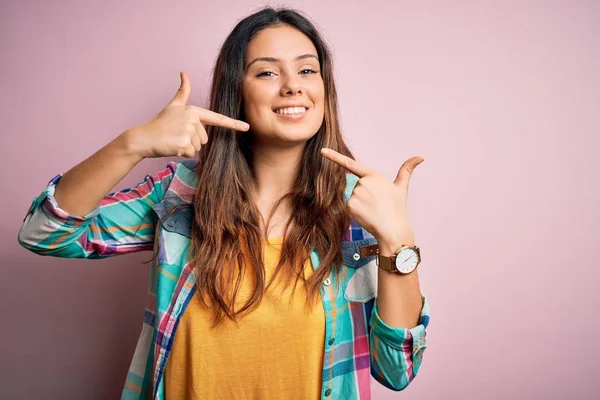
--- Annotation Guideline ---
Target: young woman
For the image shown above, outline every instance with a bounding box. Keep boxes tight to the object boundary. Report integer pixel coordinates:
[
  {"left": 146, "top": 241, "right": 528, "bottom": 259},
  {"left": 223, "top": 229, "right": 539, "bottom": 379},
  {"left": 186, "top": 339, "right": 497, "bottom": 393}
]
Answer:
[{"left": 18, "top": 7, "right": 430, "bottom": 400}]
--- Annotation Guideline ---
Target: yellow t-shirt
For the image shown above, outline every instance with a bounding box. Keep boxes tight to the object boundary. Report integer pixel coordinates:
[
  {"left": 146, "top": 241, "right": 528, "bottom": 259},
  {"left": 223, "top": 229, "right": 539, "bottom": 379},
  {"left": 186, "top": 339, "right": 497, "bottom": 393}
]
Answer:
[{"left": 164, "top": 237, "right": 325, "bottom": 399}]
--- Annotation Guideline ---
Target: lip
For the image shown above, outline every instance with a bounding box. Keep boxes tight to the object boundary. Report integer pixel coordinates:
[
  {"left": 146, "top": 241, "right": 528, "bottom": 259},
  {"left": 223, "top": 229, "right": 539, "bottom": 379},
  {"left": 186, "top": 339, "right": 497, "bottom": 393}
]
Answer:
[
  {"left": 272, "top": 104, "right": 310, "bottom": 111},
  {"left": 273, "top": 106, "right": 309, "bottom": 121}
]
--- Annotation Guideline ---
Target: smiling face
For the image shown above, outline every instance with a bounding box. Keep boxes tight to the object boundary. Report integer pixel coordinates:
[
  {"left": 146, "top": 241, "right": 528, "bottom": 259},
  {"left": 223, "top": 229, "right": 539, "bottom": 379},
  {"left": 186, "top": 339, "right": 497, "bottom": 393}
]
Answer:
[{"left": 242, "top": 25, "right": 325, "bottom": 146}]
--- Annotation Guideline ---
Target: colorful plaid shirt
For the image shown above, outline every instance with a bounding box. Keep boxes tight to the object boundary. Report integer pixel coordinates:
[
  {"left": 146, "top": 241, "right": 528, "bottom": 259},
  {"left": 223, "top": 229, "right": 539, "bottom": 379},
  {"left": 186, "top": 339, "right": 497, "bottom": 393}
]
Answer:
[{"left": 18, "top": 159, "right": 430, "bottom": 400}]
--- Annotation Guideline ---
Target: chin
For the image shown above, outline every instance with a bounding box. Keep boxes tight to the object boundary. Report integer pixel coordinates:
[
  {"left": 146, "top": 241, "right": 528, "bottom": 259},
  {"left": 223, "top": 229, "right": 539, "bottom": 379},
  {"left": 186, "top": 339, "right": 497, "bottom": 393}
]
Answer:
[
  {"left": 274, "top": 126, "right": 319, "bottom": 144},
  {"left": 251, "top": 122, "right": 320, "bottom": 145}
]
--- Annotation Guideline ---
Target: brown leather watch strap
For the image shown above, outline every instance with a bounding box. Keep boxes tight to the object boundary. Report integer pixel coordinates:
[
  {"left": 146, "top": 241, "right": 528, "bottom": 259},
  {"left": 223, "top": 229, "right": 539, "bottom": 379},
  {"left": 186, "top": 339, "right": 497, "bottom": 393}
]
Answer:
[
  {"left": 359, "top": 244, "right": 395, "bottom": 272},
  {"left": 359, "top": 244, "right": 421, "bottom": 274},
  {"left": 359, "top": 243, "right": 380, "bottom": 258}
]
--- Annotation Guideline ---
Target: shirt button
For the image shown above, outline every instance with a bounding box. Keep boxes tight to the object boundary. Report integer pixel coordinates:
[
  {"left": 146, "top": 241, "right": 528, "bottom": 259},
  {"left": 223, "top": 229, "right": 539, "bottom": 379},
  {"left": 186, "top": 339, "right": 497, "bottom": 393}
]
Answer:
[
  {"left": 328, "top": 337, "right": 335, "bottom": 346},
  {"left": 324, "top": 388, "right": 332, "bottom": 396},
  {"left": 323, "top": 278, "right": 331, "bottom": 286},
  {"left": 167, "top": 220, "right": 175, "bottom": 227},
  {"left": 353, "top": 253, "right": 360, "bottom": 260}
]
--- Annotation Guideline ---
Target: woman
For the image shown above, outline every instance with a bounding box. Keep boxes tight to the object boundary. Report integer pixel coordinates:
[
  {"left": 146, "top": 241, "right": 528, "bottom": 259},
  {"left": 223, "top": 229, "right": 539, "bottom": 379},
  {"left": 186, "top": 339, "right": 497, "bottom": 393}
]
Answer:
[{"left": 18, "top": 6, "right": 430, "bottom": 400}]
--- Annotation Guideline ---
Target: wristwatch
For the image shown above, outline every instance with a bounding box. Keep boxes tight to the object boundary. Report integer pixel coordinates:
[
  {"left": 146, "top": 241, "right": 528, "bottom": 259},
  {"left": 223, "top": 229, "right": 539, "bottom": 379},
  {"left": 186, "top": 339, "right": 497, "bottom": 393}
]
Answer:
[{"left": 359, "top": 244, "right": 421, "bottom": 274}]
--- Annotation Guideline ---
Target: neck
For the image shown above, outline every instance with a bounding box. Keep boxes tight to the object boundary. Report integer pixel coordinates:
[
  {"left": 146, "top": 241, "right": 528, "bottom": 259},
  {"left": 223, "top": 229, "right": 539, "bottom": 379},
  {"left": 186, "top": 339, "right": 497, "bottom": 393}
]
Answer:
[{"left": 251, "top": 141, "right": 305, "bottom": 200}]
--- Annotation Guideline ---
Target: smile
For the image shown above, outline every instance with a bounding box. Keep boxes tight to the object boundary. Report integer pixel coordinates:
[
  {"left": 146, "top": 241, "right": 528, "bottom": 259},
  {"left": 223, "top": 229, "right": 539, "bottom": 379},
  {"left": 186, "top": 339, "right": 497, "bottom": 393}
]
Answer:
[
  {"left": 274, "top": 106, "right": 307, "bottom": 115},
  {"left": 273, "top": 106, "right": 308, "bottom": 121}
]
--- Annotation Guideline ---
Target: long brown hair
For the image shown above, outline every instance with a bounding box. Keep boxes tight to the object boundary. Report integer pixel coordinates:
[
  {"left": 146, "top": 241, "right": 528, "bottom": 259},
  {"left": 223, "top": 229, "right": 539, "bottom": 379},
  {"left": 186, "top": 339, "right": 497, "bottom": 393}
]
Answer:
[{"left": 164, "top": 7, "right": 356, "bottom": 325}]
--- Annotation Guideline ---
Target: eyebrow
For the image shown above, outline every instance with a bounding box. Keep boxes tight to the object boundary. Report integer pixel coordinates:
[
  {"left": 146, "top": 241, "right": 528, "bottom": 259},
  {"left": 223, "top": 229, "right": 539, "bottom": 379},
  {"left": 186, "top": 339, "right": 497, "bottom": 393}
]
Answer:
[{"left": 246, "top": 54, "right": 319, "bottom": 69}]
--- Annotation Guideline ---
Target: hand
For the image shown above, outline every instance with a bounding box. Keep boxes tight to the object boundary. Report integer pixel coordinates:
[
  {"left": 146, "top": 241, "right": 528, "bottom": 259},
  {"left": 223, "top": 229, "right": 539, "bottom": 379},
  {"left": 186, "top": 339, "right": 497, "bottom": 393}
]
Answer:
[
  {"left": 125, "top": 71, "right": 250, "bottom": 159},
  {"left": 320, "top": 148, "right": 423, "bottom": 252}
]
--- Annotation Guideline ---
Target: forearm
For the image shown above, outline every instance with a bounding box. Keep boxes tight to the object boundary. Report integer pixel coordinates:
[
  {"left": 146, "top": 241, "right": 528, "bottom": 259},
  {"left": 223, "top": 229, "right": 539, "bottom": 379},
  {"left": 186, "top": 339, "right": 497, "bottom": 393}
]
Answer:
[
  {"left": 375, "top": 239, "right": 423, "bottom": 329},
  {"left": 53, "top": 130, "right": 143, "bottom": 217}
]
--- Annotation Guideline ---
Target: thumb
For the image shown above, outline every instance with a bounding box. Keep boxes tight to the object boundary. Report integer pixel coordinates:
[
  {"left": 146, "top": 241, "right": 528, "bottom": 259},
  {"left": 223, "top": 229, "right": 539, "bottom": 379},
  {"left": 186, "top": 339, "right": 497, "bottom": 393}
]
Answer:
[
  {"left": 169, "top": 71, "right": 191, "bottom": 106},
  {"left": 394, "top": 156, "right": 424, "bottom": 190}
]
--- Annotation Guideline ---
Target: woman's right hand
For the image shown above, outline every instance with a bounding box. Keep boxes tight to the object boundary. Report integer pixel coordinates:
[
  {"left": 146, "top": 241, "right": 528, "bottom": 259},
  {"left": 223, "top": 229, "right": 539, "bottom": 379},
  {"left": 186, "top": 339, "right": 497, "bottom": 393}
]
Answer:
[{"left": 125, "top": 71, "right": 250, "bottom": 159}]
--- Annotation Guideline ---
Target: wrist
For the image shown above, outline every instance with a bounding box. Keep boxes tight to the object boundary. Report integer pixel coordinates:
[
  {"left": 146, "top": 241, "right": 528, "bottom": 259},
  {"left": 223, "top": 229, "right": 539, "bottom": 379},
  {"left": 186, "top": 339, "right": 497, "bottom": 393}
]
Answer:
[
  {"left": 376, "top": 236, "right": 415, "bottom": 256},
  {"left": 119, "top": 128, "right": 146, "bottom": 164}
]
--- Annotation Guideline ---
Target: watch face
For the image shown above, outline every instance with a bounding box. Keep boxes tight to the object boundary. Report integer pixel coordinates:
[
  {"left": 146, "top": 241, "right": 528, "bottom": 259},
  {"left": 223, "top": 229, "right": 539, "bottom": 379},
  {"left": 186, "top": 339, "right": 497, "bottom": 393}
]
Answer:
[{"left": 395, "top": 247, "right": 419, "bottom": 273}]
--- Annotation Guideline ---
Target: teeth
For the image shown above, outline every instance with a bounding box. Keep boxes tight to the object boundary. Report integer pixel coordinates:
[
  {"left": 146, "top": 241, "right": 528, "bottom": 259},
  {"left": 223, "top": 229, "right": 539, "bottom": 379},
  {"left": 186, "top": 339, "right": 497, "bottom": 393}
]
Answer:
[{"left": 275, "top": 107, "right": 307, "bottom": 115}]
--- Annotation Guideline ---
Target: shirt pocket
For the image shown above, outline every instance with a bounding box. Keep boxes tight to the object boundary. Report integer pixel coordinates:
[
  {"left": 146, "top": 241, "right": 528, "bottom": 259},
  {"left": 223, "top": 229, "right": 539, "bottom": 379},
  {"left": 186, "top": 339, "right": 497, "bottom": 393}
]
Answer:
[
  {"left": 151, "top": 199, "right": 193, "bottom": 265},
  {"left": 341, "top": 237, "right": 379, "bottom": 303},
  {"left": 152, "top": 198, "right": 193, "bottom": 238}
]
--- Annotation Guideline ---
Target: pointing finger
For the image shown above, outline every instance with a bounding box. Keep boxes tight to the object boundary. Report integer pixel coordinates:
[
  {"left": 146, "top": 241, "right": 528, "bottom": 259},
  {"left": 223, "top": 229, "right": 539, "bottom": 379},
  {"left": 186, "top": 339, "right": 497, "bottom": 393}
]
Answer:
[
  {"left": 195, "top": 108, "right": 250, "bottom": 132},
  {"left": 321, "top": 148, "right": 373, "bottom": 178}
]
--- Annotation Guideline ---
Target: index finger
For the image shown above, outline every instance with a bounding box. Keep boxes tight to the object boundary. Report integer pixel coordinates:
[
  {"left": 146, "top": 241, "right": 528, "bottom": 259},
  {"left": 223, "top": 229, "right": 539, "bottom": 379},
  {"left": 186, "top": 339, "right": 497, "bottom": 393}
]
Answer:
[
  {"left": 195, "top": 108, "right": 250, "bottom": 131},
  {"left": 320, "top": 148, "right": 373, "bottom": 178}
]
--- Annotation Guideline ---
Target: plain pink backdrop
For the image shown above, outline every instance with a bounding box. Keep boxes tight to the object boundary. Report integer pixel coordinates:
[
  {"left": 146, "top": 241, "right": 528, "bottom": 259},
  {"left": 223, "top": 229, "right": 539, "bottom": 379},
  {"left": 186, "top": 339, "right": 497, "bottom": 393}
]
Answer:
[{"left": 2, "top": 0, "right": 599, "bottom": 399}]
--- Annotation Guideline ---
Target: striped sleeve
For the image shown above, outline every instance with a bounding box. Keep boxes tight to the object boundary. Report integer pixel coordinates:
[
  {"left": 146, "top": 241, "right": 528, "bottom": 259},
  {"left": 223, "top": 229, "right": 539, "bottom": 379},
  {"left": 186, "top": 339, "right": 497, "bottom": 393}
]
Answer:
[
  {"left": 17, "top": 162, "right": 177, "bottom": 259},
  {"left": 369, "top": 295, "right": 430, "bottom": 391}
]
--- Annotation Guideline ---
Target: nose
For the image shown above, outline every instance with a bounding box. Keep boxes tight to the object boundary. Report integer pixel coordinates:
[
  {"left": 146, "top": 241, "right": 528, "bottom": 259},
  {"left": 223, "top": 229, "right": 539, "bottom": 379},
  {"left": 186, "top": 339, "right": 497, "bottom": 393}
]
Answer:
[{"left": 280, "top": 74, "right": 303, "bottom": 96}]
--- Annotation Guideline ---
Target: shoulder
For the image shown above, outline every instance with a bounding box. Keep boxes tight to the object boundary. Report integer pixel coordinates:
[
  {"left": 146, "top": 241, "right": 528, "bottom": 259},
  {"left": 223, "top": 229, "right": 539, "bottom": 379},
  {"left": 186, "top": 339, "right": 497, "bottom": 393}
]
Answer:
[
  {"left": 170, "top": 162, "right": 355, "bottom": 198},
  {"left": 162, "top": 159, "right": 200, "bottom": 194},
  {"left": 177, "top": 159, "right": 199, "bottom": 172},
  {"left": 151, "top": 160, "right": 198, "bottom": 221},
  {"left": 342, "top": 172, "right": 375, "bottom": 240},
  {"left": 344, "top": 173, "right": 359, "bottom": 202}
]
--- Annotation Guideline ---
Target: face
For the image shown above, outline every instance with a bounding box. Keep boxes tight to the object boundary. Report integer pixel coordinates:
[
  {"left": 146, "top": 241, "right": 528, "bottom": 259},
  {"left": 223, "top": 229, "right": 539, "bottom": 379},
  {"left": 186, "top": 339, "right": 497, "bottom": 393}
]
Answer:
[{"left": 242, "top": 25, "right": 325, "bottom": 146}]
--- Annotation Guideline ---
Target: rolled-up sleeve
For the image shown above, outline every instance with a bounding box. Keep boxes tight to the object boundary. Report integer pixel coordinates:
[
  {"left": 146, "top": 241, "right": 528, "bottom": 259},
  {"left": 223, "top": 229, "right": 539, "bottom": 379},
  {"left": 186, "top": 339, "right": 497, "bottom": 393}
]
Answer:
[
  {"left": 369, "top": 294, "right": 430, "bottom": 391},
  {"left": 17, "top": 162, "right": 177, "bottom": 259}
]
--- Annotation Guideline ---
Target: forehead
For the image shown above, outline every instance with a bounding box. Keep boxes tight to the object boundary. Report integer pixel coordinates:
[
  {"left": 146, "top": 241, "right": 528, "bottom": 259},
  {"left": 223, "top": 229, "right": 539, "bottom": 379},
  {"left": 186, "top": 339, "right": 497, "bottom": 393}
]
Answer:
[{"left": 246, "top": 25, "right": 318, "bottom": 62}]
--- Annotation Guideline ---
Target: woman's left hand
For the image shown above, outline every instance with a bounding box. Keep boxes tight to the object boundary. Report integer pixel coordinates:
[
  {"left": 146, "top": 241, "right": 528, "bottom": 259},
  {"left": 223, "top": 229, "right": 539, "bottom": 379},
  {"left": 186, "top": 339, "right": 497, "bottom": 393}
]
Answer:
[{"left": 320, "top": 148, "right": 423, "bottom": 252}]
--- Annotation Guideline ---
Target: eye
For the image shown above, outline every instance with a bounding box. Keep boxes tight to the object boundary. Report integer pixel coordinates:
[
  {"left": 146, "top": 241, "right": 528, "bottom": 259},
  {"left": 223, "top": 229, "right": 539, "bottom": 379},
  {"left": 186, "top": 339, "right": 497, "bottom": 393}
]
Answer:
[
  {"left": 300, "top": 68, "right": 318, "bottom": 74},
  {"left": 256, "top": 69, "right": 277, "bottom": 78}
]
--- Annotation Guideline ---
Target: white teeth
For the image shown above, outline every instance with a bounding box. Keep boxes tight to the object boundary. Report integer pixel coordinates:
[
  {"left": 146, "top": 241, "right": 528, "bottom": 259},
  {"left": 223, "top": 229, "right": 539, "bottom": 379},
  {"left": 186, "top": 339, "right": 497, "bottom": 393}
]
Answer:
[{"left": 275, "top": 107, "right": 307, "bottom": 115}]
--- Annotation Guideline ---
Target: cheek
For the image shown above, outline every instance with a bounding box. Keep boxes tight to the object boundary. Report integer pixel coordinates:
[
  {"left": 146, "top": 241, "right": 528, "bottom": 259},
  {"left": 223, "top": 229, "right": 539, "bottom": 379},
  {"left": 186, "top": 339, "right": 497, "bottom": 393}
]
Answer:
[
  {"left": 243, "top": 97, "right": 263, "bottom": 126},
  {"left": 310, "top": 82, "right": 326, "bottom": 108},
  {"left": 312, "top": 85, "right": 325, "bottom": 115},
  {"left": 243, "top": 84, "right": 275, "bottom": 116}
]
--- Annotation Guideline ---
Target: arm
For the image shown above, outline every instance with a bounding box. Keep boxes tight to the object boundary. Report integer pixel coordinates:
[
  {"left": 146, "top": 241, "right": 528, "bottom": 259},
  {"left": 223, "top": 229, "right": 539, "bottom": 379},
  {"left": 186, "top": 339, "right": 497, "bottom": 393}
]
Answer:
[
  {"left": 369, "top": 292, "right": 430, "bottom": 391},
  {"left": 17, "top": 130, "right": 176, "bottom": 259},
  {"left": 18, "top": 71, "right": 250, "bottom": 259},
  {"left": 52, "top": 130, "right": 143, "bottom": 217},
  {"left": 369, "top": 237, "right": 429, "bottom": 390},
  {"left": 320, "top": 149, "right": 430, "bottom": 390}
]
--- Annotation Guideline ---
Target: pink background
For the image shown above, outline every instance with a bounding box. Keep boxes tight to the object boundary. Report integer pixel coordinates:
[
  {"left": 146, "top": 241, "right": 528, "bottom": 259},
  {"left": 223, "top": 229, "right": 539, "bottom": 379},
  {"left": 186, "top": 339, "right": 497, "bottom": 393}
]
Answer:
[{"left": 2, "top": 0, "right": 599, "bottom": 398}]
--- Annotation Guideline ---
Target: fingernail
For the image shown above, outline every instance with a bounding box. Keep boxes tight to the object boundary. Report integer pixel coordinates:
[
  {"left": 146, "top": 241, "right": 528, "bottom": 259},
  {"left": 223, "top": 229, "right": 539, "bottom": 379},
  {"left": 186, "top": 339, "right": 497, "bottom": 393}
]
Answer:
[{"left": 241, "top": 122, "right": 250, "bottom": 130}]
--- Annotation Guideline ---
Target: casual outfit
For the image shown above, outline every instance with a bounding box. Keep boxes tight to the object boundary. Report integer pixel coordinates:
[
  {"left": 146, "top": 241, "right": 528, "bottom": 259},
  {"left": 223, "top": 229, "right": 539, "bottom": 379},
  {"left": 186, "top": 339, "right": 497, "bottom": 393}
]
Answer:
[
  {"left": 165, "top": 237, "right": 325, "bottom": 399},
  {"left": 18, "top": 159, "right": 430, "bottom": 400}
]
